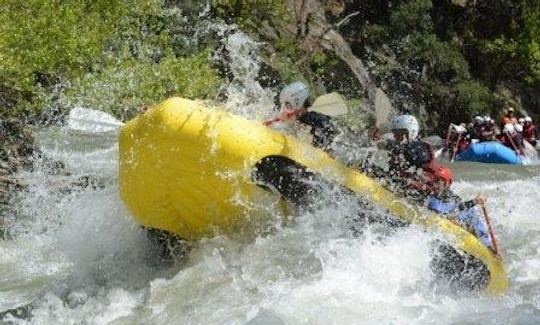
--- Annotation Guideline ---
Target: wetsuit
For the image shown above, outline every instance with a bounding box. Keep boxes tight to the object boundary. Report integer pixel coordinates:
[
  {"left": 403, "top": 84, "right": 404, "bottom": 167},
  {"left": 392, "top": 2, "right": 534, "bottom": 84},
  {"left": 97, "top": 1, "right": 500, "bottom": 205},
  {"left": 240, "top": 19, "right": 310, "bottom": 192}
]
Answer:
[
  {"left": 387, "top": 140, "right": 433, "bottom": 174},
  {"left": 361, "top": 139, "right": 435, "bottom": 196},
  {"left": 297, "top": 111, "right": 338, "bottom": 150}
]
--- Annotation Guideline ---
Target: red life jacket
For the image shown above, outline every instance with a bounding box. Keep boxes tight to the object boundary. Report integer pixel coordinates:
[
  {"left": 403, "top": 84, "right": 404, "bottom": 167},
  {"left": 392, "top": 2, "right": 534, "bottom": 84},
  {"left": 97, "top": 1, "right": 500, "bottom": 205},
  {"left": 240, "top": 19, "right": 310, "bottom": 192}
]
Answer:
[{"left": 502, "top": 116, "right": 517, "bottom": 126}]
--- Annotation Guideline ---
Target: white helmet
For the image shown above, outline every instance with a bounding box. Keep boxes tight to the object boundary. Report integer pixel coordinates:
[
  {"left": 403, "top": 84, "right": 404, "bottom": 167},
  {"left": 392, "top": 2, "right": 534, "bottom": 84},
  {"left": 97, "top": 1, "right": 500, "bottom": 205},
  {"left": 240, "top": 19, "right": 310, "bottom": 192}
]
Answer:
[
  {"left": 515, "top": 124, "right": 523, "bottom": 133},
  {"left": 474, "top": 116, "right": 484, "bottom": 124},
  {"left": 279, "top": 82, "right": 310, "bottom": 109},
  {"left": 391, "top": 114, "right": 420, "bottom": 140},
  {"left": 503, "top": 123, "right": 515, "bottom": 134},
  {"left": 518, "top": 117, "right": 525, "bottom": 124},
  {"left": 525, "top": 116, "right": 532, "bottom": 123}
]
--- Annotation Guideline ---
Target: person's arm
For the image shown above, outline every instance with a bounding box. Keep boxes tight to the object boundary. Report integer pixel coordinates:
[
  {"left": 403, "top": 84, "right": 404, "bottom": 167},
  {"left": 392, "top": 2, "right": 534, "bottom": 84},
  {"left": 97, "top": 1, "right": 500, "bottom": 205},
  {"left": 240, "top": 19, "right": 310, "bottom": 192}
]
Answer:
[
  {"left": 427, "top": 196, "right": 460, "bottom": 214},
  {"left": 297, "top": 111, "right": 337, "bottom": 149},
  {"left": 297, "top": 111, "right": 331, "bottom": 129},
  {"left": 264, "top": 107, "right": 307, "bottom": 126}
]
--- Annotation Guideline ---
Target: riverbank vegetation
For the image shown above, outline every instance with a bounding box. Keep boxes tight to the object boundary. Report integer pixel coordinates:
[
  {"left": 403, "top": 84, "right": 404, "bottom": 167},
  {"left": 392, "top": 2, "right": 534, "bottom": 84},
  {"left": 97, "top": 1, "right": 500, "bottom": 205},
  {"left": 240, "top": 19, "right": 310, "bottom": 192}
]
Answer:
[{"left": 1, "top": 0, "right": 538, "bottom": 132}]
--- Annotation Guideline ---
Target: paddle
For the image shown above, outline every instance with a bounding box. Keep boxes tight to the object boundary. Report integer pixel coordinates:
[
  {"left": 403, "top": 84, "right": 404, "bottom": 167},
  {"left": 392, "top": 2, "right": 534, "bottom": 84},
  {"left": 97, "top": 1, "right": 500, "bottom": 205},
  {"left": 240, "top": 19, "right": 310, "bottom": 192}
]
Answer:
[
  {"left": 504, "top": 130, "right": 529, "bottom": 164},
  {"left": 450, "top": 132, "right": 462, "bottom": 162},
  {"left": 264, "top": 92, "right": 348, "bottom": 126},
  {"left": 67, "top": 107, "right": 125, "bottom": 133},
  {"left": 369, "top": 87, "right": 394, "bottom": 141},
  {"left": 374, "top": 88, "right": 392, "bottom": 131},
  {"left": 434, "top": 124, "right": 453, "bottom": 159},
  {"left": 480, "top": 203, "right": 500, "bottom": 256},
  {"left": 435, "top": 124, "right": 468, "bottom": 161},
  {"left": 311, "top": 92, "right": 348, "bottom": 116}
]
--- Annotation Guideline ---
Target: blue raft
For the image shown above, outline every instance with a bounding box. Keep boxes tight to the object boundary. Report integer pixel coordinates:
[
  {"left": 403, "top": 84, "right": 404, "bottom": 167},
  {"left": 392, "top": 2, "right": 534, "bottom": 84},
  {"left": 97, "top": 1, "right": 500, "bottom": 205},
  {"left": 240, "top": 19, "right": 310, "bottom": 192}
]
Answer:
[{"left": 456, "top": 141, "right": 523, "bottom": 165}]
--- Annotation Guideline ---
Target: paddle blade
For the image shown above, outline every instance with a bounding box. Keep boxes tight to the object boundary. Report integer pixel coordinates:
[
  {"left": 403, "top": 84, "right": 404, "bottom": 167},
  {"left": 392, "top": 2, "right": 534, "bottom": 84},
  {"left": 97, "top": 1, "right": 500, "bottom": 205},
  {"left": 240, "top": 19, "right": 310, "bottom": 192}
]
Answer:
[
  {"left": 68, "top": 107, "right": 125, "bottom": 133},
  {"left": 374, "top": 87, "right": 392, "bottom": 129},
  {"left": 311, "top": 92, "right": 348, "bottom": 116}
]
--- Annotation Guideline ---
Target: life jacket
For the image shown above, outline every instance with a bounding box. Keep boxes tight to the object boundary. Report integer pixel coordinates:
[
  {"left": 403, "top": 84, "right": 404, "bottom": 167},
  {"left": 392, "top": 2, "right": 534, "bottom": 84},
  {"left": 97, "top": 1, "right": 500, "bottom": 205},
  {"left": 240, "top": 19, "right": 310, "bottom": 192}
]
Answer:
[
  {"left": 405, "top": 157, "right": 442, "bottom": 195},
  {"left": 501, "top": 116, "right": 517, "bottom": 126}
]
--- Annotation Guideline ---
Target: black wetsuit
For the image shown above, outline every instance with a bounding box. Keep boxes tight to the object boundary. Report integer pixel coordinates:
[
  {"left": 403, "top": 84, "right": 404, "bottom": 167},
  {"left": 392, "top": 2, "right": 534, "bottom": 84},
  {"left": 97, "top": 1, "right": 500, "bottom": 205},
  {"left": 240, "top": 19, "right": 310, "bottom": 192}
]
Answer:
[
  {"left": 297, "top": 111, "right": 338, "bottom": 150},
  {"left": 360, "top": 139, "right": 434, "bottom": 199},
  {"left": 387, "top": 140, "right": 433, "bottom": 171}
]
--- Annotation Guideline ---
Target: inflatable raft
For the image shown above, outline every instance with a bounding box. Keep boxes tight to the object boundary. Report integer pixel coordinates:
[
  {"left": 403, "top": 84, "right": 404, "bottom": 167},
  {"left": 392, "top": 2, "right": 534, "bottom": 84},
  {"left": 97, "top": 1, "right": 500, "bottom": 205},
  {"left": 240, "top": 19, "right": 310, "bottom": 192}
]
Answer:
[
  {"left": 119, "top": 97, "right": 509, "bottom": 295},
  {"left": 457, "top": 141, "right": 523, "bottom": 165}
]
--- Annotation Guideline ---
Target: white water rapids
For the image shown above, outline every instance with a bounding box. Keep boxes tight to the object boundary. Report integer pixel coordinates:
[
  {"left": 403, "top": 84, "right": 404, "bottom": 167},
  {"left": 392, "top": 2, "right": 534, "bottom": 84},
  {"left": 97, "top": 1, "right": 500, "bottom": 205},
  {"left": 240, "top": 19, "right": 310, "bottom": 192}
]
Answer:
[
  {"left": 2, "top": 111, "right": 540, "bottom": 324},
  {"left": 2, "top": 32, "right": 540, "bottom": 324}
]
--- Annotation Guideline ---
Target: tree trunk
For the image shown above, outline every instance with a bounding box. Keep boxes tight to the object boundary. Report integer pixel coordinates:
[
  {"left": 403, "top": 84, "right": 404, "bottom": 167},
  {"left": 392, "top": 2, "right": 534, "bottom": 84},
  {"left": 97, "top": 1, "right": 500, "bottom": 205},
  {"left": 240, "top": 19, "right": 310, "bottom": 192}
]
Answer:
[{"left": 287, "top": 0, "right": 394, "bottom": 118}]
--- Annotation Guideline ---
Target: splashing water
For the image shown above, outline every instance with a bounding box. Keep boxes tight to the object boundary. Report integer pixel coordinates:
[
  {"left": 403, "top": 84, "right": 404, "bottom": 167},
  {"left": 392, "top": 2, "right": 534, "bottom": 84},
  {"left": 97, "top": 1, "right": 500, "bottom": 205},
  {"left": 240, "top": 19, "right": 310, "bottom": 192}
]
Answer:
[{"left": 3, "top": 33, "right": 540, "bottom": 325}]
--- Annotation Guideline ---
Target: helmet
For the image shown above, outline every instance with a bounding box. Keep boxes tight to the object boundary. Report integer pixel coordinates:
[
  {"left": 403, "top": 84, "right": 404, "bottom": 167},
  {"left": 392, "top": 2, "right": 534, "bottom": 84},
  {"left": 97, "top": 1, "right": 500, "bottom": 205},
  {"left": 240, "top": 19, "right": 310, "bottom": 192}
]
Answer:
[
  {"left": 507, "top": 106, "right": 515, "bottom": 113},
  {"left": 518, "top": 118, "right": 525, "bottom": 124},
  {"left": 474, "top": 116, "right": 484, "bottom": 124},
  {"left": 484, "top": 115, "right": 491, "bottom": 122},
  {"left": 279, "top": 82, "right": 310, "bottom": 109},
  {"left": 515, "top": 124, "right": 523, "bottom": 133},
  {"left": 391, "top": 114, "right": 420, "bottom": 140},
  {"left": 503, "top": 123, "right": 515, "bottom": 134},
  {"left": 525, "top": 116, "right": 532, "bottom": 123},
  {"left": 433, "top": 164, "right": 454, "bottom": 187}
]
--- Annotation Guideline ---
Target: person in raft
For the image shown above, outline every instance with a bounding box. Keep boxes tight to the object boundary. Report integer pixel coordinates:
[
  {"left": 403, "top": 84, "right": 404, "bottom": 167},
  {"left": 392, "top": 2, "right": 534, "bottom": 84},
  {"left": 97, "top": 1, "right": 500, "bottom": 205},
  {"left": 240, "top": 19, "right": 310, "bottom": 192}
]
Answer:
[
  {"left": 501, "top": 106, "right": 518, "bottom": 126},
  {"left": 362, "top": 114, "right": 439, "bottom": 194},
  {"left": 498, "top": 123, "right": 525, "bottom": 155},
  {"left": 264, "top": 81, "right": 338, "bottom": 151},
  {"left": 523, "top": 116, "right": 538, "bottom": 147},
  {"left": 425, "top": 165, "right": 494, "bottom": 250}
]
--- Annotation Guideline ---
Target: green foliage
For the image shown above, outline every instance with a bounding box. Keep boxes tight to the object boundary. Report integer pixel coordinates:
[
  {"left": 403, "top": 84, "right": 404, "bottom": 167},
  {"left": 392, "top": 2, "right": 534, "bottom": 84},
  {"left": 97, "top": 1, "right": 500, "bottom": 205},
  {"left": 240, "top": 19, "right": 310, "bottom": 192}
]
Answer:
[
  {"left": 0, "top": 0, "right": 162, "bottom": 89},
  {"left": 359, "top": 0, "right": 498, "bottom": 131},
  {"left": 0, "top": 0, "right": 224, "bottom": 119},
  {"left": 455, "top": 80, "right": 492, "bottom": 116},
  {"left": 401, "top": 33, "right": 470, "bottom": 83},
  {"left": 64, "top": 51, "right": 221, "bottom": 116},
  {"left": 389, "top": 0, "right": 433, "bottom": 35},
  {"left": 481, "top": 2, "right": 540, "bottom": 86},
  {"left": 211, "top": 0, "right": 290, "bottom": 30}
]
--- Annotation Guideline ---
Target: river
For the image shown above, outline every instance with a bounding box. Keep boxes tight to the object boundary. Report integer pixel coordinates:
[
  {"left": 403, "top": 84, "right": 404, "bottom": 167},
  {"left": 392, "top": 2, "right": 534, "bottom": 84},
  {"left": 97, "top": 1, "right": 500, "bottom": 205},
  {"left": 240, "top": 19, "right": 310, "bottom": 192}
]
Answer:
[
  {"left": 1, "top": 113, "right": 539, "bottom": 324},
  {"left": 2, "top": 29, "right": 540, "bottom": 325}
]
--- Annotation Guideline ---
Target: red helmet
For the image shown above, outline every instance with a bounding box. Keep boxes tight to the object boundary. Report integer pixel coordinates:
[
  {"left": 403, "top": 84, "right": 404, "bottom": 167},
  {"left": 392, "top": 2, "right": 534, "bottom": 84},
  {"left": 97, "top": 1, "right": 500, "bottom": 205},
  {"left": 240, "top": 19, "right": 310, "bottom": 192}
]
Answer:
[{"left": 432, "top": 164, "right": 454, "bottom": 187}]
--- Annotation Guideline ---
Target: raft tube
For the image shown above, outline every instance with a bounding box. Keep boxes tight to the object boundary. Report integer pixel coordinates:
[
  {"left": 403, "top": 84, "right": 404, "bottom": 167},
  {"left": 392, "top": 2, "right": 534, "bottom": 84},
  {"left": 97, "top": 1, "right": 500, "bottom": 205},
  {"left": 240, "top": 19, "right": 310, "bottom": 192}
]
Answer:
[
  {"left": 457, "top": 141, "right": 523, "bottom": 165},
  {"left": 119, "top": 97, "right": 509, "bottom": 295}
]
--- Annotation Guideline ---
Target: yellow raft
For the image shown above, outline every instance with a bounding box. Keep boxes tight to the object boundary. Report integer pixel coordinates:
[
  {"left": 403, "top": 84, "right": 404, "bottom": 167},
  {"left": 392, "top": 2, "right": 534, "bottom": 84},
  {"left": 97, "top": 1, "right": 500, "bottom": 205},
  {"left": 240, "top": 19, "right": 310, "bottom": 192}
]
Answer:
[{"left": 119, "top": 97, "right": 509, "bottom": 295}]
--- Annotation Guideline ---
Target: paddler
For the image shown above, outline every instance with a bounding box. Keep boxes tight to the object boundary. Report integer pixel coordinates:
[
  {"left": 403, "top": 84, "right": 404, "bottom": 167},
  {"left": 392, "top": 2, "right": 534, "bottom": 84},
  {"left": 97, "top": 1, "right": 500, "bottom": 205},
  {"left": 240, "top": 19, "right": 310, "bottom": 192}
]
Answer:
[
  {"left": 362, "top": 113, "right": 439, "bottom": 195},
  {"left": 425, "top": 165, "right": 494, "bottom": 250},
  {"left": 265, "top": 82, "right": 338, "bottom": 151}
]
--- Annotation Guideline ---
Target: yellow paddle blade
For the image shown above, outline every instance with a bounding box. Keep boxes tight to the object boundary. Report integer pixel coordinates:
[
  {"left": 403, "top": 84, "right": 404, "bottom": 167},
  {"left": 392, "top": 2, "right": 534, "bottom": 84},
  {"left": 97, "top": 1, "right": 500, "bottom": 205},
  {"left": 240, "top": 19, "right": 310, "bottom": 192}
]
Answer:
[{"left": 311, "top": 92, "right": 348, "bottom": 116}]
